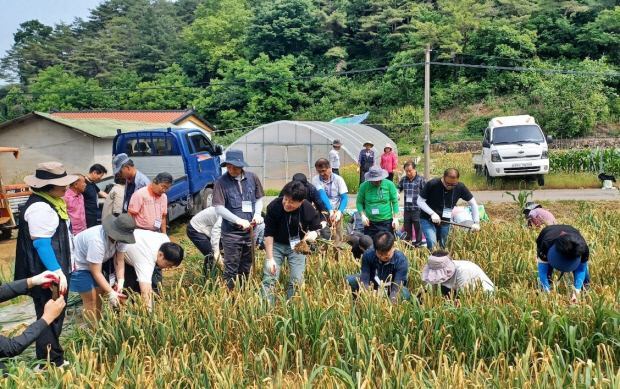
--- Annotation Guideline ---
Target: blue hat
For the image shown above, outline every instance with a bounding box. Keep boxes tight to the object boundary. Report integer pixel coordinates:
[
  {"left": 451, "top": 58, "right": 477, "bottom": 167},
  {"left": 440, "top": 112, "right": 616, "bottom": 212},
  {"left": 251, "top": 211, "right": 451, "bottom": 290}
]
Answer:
[
  {"left": 547, "top": 244, "right": 581, "bottom": 272},
  {"left": 220, "top": 149, "right": 248, "bottom": 168}
]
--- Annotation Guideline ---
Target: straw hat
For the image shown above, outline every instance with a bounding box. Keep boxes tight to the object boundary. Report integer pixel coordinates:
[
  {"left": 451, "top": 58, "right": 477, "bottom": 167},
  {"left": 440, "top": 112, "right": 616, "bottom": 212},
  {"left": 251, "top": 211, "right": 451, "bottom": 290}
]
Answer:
[
  {"left": 363, "top": 140, "right": 374, "bottom": 147},
  {"left": 332, "top": 139, "right": 342, "bottom": 147},
  {"left": 24, "top": 162, "right": 78, "bottom": 188},
  {"left": 421, "top": 254, "right": 456, "bottom": 284}
]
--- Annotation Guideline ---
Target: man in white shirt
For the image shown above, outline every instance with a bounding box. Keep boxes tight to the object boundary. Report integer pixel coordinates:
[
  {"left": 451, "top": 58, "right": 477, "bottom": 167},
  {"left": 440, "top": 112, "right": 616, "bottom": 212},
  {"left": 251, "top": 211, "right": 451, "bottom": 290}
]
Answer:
[
  {"left": 123, "top": 229, "right": 184, "bottom": 309},
  {"left": 328, "top": 139, "right": 342, "bottom": 176},
  {"left": 187, "top": 207, "right": 222, "bottom": 275},
  {"left": 311, "top": 158, "right": 348, "bottom": 236},
  {"left": 421, "top": 250, "right": 494, "bottom": 297}
]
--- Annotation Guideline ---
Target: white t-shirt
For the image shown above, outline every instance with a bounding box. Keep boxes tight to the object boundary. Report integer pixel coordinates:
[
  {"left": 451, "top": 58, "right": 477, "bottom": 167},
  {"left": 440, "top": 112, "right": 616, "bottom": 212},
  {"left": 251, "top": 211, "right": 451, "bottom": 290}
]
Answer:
[
  {"left": 312, "top": 173, "right": 348, "bottom": 210},
  {"left": 25, "top": 201, "right": 76, "bottom": 271},
  {"left": 328, "top": 149, "right": 341, "bottom": 169},
  {"left": 435, "top": 260, "right": 495, "bottom": 293},
  {"left": 189, "top": 207, "right": 221, "bottom": 250},
  {"left": 124, "top": 229, "right": 170, "bottom": 283},
  {"left": 73, "top": 226, "right": 128, "bottom": 271}
]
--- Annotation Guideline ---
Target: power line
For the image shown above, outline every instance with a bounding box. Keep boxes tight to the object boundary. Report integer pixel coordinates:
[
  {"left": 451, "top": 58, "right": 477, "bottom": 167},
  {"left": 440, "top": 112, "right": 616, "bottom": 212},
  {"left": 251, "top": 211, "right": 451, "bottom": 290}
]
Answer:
[{"left": 430, "top": 61, "right": 620, "bottom": 77}]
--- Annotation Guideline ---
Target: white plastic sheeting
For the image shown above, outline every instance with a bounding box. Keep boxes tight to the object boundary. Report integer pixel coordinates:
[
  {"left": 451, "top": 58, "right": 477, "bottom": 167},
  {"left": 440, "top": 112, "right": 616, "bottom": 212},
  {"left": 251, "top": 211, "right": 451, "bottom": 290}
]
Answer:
[{"left": 227, "top": 121, "right": 397, "bottom": 190}]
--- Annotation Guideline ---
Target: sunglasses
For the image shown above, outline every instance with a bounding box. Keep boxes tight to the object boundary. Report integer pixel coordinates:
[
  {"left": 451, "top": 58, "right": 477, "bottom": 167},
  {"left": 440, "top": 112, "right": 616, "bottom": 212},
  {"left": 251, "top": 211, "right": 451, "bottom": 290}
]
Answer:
[{"left": 444, "top": 182, "right": 457, "bottom": 187}]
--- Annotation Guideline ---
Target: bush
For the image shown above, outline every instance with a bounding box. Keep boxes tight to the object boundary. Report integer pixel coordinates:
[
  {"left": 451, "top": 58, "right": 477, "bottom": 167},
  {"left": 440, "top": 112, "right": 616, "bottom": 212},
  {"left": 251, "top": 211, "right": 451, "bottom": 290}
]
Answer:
[{"left": 465, "top": 116, "right": 494, "bottom": 136}]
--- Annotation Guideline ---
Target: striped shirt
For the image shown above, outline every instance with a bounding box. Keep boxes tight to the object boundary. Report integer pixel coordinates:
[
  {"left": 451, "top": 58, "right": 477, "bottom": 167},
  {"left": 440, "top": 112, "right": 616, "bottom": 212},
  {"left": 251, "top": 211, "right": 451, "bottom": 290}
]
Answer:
[{"left": 397, "top": 173, "right": 427, "bottom": 212}]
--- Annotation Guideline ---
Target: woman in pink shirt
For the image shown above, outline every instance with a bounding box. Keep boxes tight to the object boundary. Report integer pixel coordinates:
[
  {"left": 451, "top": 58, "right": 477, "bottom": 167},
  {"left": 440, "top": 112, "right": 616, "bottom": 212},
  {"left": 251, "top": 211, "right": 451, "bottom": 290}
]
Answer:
[
  {"left": 380, "top": 143, "right": 398, "bottom": 182},
  {"left": 128, "top": 172, "right": 172, "bottom": 234}
]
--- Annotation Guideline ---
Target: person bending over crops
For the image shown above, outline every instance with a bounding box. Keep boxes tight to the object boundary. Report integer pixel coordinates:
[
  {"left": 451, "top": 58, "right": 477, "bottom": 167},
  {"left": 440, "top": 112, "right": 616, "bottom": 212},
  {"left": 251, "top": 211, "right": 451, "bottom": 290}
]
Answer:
[
  {"left": 523, "top": 202, "right": 557, "bottom": 227},
  {"left": 345, "top": 232, "right": 411, "bottom": 303},
  {"left": 312, "top": 158, "right": 348, "bottom": 238},
  {"left": 70, "top": 214, "right": 136, "bottom": 325},
  {"left": 123, "top": 230, "right": 184, "bottom": 310},
  {"left": 0, "top": 272, "right": 66, "bottom": 373},
  {"left": 262, "top": 181, "right": 322, "bottom": 306},
  {"left": 214, "top": 149, "right": 265, "bottom": 291},
  {"left": 357, "top": 166, "right": 400, "bottom": 237},
  {"left": 280, "top": 173, "right": 328, "bottom": 226},
  {"left": 187, "top": 206, "right": 223, "bottom": 275},
  {"left": 417, "top": 168, "right": 481, "bottom": 250},
  {"left": 421, "top": 250, "right": 495, "bottom": 298},
  {"left": 536, "top": 225, "right": 590, "bottom": 302},
  {"left": 347, "top": 234, "right": 373, "bottom": 259}
]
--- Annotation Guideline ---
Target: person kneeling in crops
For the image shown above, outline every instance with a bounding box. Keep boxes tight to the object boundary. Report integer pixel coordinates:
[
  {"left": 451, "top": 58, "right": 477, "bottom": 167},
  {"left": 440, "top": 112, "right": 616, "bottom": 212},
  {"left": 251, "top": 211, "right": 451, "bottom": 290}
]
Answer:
[
  {"left": 345, "top": 231, "right": 411, "bottom": 303},
  {"left": 523, "top": 202, "right": 557, "bottom": 227},
  {"left": 536, "top": 225, "right": 590, "bottom": 302},
  {"left": 421, "top": 250, "right": 494, "bottom": 298},
  {"left": 123, "top": 230, "right": 184, "bottom": 310},
  {"left": 346, "top": 234, "right": 373, "bottom": 259},
  {"left": 70, "top": 214, "right": 136, "bottom": 324},
  {"left": 262, "top": 181, "right": 322, "bottom": 306}
]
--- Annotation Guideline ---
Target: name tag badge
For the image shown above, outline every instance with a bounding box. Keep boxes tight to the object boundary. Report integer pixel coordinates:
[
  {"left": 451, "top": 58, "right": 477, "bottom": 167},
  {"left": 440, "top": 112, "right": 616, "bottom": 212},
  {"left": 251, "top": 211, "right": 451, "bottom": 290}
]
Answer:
[
  {"left": 289, "top": 237, "right": 301, "bottom": 251},
  {"left": 154, "top": 218, "right": 162, "bottom": 229},
  {"left": 442, "top": 208, "right": 452, "bottom": 219},
  {"left": 371, "top": 208, "right": 380, "bottom": 215},
  {"left": 406, "top": 196, "right": 413, "bottom": 203},
  {"left": 242, "top": 201, "right": 253, "bottom": 213}
]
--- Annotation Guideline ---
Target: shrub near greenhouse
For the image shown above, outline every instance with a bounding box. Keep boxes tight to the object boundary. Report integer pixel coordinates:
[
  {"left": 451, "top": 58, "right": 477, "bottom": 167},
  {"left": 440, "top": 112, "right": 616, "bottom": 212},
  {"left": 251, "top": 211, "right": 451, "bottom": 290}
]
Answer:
[{"left": 2, "top": 202, "right": 620, "bottom": 387}]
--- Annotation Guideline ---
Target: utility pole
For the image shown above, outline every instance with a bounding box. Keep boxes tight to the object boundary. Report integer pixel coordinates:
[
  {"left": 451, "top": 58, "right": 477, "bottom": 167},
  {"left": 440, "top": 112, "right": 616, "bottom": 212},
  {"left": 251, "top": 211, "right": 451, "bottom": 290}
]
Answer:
[{"left": 424, "top": 44, "right": 431, "bottom": 178}]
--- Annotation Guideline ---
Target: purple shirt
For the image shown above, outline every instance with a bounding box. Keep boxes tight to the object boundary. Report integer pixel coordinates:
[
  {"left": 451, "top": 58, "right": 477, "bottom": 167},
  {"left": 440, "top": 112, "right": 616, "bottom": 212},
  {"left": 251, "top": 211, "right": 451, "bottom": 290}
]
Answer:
[
  {"left": 63, "top": 189, "right": 87, "bottom": 235},
  {"left": 528, "top": 208, "right": 557, "bottom": 227}
]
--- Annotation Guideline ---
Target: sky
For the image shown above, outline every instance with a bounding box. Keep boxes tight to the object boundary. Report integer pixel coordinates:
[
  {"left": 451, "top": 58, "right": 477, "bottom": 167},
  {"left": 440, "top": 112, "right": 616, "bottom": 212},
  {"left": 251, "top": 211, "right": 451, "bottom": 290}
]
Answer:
[{"left": 0, "top": 0, "right": 103, "bottom": 62}]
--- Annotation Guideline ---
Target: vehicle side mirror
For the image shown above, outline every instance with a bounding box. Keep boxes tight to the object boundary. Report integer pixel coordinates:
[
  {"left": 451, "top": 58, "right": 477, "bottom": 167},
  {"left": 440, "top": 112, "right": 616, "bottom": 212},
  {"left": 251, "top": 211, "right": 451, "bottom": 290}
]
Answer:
[
  {"left": 546, "top": 135, "right": 553, "bottom": 144},
  {"left": 215, "top": 145, "right": 223, "bottom": 156},
  {"left": 482, "top": 139, "right": 490, "bottom": 148}
]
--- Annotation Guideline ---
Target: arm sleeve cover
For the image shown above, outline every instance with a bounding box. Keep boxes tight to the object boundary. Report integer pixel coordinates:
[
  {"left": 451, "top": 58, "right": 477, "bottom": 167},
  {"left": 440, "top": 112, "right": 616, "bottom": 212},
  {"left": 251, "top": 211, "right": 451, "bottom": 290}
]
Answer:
[
  {"left": 215, "top": 205, "right": 240, "bottom": 224},
  {"left": 338, "top": 193, "right": 348, "bottom": 213},
  {"left": 467, "top": 198, "right": 480, "bottom": 223},
  {"left": 573, "top": 262, "right": 587, "bottom": 290},
  {"left": 253, "top": 198, "right": 263, "bottom": 218},
  {"left": 317, "top": 189, "right": 333, "bottom": 211},
  {"left": 417, "top": 196, "right": 435, "bottom": 217},
  {"left": 537, "top": 262, "right": 551, "bottom": 292},
  {"left": 32, "top": 238, "right": 61, "bottom": 272}
]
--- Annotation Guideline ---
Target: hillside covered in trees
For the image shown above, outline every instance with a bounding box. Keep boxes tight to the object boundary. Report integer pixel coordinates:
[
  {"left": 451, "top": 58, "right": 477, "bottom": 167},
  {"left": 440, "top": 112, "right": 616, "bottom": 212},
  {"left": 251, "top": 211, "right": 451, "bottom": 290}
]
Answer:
[{"left": 1, "top": 0, "right": 619, "bottom": 147}]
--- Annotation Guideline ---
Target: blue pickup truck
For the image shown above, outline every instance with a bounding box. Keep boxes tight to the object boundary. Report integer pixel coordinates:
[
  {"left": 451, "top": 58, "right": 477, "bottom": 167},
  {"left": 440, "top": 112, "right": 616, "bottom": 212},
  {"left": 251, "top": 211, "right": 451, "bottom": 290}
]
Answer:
[{"left": 112, "top": 128, "right": 223, "bottom": 222}]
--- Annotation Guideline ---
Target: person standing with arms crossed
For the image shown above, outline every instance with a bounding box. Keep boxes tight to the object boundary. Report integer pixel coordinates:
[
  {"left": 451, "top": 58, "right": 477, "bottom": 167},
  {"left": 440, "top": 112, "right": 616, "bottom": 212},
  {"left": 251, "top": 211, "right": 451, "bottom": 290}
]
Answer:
[{"left": 397, "top": 162, "right": 427, "bottom": 246}]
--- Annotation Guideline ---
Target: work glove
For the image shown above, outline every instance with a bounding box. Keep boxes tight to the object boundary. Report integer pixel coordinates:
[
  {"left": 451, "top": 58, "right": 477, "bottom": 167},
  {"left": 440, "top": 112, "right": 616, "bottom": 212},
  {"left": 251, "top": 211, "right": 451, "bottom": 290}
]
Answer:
[
  {"left": 114, "top": 279, "right": 125, "bottom": 295},
  {"left": 471, "top": 223, "right": 481, "bottom": 232},
  {"left": 430, "top": 213, "right": 441, "bottom": 224},
  {"left": 235, "top": 218, "right": 251, "bottom": 230},
  {"left": 356, "top": 167, "right": 360, "bottom": 173},
  {"left": 31, "top": 271, "right": 59, "bottom": 289},
  {"left": 320, "top": 221, "right": 327, "bottom": 229},
  {"left": 361, "top": 213, "right": 370, "bottom": 227},
  {"left": 214, "top": 250, "right": 224, "bottom": 266},
  {"left": 52, "top": 269, "right": 68, "bottom": 295},
  {"left": 107, "top": 289, "right": 127, "bottom": 308},
  {"left": 252, "top": 214, "right": 264, "bottom": 225},
  {"left": 570, "top": 289, "right": 580, "bottom": 303},
  {"left": 265, "top": 258, "right": 277, "bottom": 276},
  {"left": 331, "top": 210, "right": 342, "bottom": 223},
  {"left": 397, "top": 193, "right": 401, "bottom": 201},
  {"left": 304, "top": 231, "right": 318, "bottom": 242},
  {"left": 392, "top": 218, "right": 400, "bottom": 232}
]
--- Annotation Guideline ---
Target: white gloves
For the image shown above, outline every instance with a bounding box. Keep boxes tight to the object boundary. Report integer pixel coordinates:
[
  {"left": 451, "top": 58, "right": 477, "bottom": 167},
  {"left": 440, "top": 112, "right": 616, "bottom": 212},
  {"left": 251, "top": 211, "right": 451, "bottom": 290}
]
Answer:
[
  {"left": 252, "top": 214, "right": 264, "bottom": 225},
  {"left": 570, "top": 289, "right": 580, "bottom": 303},
  {"left": 397, "top": 193, "right": 401, "bottom": 201},
  {"left": 31, "top": 270, "right": 58, "bottom": 288},
  {"left": 52, "top": 269, "right": 68, "bottom": 295},
  {"left": 107, "top": 289, "right": 126, "bottom": 307},
  {"left": 361, "top": 213, "right": 370, "bottom": 226},
  {"left": 214, "top": 250, "right": 224, "bottom": 266},
  {"left": 115, "top": 278, "right": 125, "bottom": 295},
  {"left": 320, "top": 221, "right": 327, "bottom": 229},
  {"left": 430, "top": 213, "right": 441, "bottom": 224},
  {"left": 304, "top": 231, "right": 318, "bottom": 242},
  {"left": 265, "top": 258, "right": 277, "bottom": 275},
  {"left": 392, "top": 218, "right": 399, "bottom": 232},
  {"left": 330, "top": 210, "right": 342, "bottom": 223},
  {"left": 471, "top": 223, "right": 481, "bottom": 232},
  {"left": 236, "top": 218, "right": 251, "bottom": 230}
]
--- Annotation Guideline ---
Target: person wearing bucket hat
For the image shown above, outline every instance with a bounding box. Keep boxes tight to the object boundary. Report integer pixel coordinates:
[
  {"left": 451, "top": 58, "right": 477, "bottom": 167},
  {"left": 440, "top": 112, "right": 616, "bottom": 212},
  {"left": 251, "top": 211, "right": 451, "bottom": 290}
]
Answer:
[
  {"left": 328, "top": 140, "right": 343, "bottom": 176},
  {"left": 112, "top": 154, "right": 151, "bottom": 214},
  {"left": 536, "top": 225, "right": 590, "bottom": 302},
  {"left": 380, "top": 143, "right": 398, "bottom": 182},
  {"left": 69, "top": 214, "right": 136, "bottom": 324},
  {"left": 14, "top": 162, "right": 78, "bottom": 367},
  {"left": 356, "top": 166, "right": 399, "bottom": 237},
  {"left": 523, "top": 202, "right": 557, "bottom": 227},
  {"left": 345, "top": 231, "right": 411, "bottom": 303},
  {"left": 214, "top": 149, "right": 265, "bottom": 291},
  {"left": 357, "top": 141, "right": 375, "bottom": 184},
  {"left": 417, "top": 168, "right": 481, "bottom": 250},
  {"left": 421, "top": 250, "right": 495, "bottom": 297}
]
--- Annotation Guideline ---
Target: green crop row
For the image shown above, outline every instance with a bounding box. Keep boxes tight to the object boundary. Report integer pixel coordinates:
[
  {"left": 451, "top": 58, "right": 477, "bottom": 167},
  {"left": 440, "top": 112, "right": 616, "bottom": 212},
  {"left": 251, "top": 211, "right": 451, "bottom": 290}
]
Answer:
[{"left": 550, "top": 148, "right": 620, "bottom": 176}]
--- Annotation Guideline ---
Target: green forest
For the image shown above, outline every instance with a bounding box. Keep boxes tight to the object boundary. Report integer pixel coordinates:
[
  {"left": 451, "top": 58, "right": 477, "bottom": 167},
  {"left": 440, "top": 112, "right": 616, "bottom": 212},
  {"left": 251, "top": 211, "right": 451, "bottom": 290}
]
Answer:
[{"left": 1, "top": 0, "right": 619, "bottom": 147}]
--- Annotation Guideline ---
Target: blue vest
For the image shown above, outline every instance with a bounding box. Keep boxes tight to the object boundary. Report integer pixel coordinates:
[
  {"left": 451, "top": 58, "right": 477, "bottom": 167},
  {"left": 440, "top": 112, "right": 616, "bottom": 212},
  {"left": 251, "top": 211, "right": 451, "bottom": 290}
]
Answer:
[{"left": 219, "top": 172, "right": 257, "bottom": 234}]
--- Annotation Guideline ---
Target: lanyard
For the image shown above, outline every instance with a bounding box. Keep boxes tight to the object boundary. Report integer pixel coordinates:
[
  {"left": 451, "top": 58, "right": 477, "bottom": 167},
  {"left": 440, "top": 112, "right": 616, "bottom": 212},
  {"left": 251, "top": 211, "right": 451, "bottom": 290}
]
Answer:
[
  {"left": 286, "top": 209, "right": 301, "bottom": 238},
  {"left": 443, "top": 186, "right": 455, "bottom": 209}
]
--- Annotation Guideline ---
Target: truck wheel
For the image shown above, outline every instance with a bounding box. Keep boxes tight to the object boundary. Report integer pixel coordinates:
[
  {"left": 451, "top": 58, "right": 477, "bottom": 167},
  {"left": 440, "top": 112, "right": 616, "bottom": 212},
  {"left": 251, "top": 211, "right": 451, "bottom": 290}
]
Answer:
[
  {"left": 537, "top": 175, "right": 545, "bottom": 186},
  {"left": 484, "top": 166, "right": 494, "bottom": 185},
  {"left": 202, "top": 187, "right": 214, "bottom": 210}
]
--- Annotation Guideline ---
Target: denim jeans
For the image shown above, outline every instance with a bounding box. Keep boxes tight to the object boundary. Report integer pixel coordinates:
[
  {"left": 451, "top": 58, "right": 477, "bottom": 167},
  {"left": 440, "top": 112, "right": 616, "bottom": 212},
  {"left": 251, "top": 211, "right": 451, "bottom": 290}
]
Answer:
[
  {"left": 420, "top": 218, "right": 451, "bottom": 250},
  {"left": 262, "top": 241, "right": 306, "bottom": 306},
  {"left": 345, "top": 274, "right": 411, "bottom": 302}
]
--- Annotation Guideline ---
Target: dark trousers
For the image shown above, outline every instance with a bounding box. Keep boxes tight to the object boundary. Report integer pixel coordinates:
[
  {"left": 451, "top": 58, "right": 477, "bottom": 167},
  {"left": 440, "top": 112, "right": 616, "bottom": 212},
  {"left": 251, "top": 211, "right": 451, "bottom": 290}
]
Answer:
[
  {"left": 187, "top": 223, "right": 215, "bottom": 276},
  {"left": 332, "top": 168, "right": 340, "bottom": 176},
  {"left": 123, "top": 263, "right": 163, "bottom": 296},
  {"left": 32, "top": 283, "right": 69, "bottom": 366},
  {"left": 86, "top": 215, "right": 99, "bottom": 228},
  {"left": 359, "top": 169, "right": 369, "bottom": 184},
  {"left": 387, "top": 172, "right": 394, "bottom": 182},
  {"left": 221, "top": 233, "right": 253, "bottom": 291},
  {"left": 363, "top": 219, "right": 393, "bottom": 238},
  {"left": 403, "top": 210, "right": 422, "bottom": 244}
]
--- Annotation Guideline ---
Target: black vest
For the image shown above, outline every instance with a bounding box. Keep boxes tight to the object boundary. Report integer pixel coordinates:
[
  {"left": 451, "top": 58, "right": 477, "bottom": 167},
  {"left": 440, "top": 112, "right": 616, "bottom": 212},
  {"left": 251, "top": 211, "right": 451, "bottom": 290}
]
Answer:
[
  {"left": 360, "top": 151, "right": 374, "bottom": 171},
  {"left": 218, "top": 172, "right": 257, "bottom": 234},
  {"left": 14, "top": 194, "right": 72, "bottom": 282}
]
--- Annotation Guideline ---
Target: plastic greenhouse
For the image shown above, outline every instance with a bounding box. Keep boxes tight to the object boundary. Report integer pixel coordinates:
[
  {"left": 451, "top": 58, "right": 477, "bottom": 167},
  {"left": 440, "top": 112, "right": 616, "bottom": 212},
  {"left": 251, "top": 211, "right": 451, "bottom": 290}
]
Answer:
[{"left": 227, "top": 121, "right": 397, "bottom": 190}]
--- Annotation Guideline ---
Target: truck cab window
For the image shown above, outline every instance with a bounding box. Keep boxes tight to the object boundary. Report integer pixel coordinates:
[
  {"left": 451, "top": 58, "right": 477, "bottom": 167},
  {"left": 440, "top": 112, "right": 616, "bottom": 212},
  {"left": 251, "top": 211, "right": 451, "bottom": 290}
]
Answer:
[{"left": 186, "top": 133, "right": 215, "bottom": 155}]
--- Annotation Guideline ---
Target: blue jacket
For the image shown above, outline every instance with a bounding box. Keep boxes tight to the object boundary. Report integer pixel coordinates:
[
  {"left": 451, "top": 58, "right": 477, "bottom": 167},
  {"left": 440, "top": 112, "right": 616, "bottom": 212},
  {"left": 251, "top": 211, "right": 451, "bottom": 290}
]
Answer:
[{"left": 360, "top": 248, "right": 408, "bottom": 301}]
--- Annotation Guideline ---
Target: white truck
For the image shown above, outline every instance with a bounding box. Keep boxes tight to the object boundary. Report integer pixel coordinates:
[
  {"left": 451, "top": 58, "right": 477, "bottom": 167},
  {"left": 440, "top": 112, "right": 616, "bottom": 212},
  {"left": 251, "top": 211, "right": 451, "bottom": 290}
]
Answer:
[{"left": 473, "top": 115, "right": 552, "bottom": 186}]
